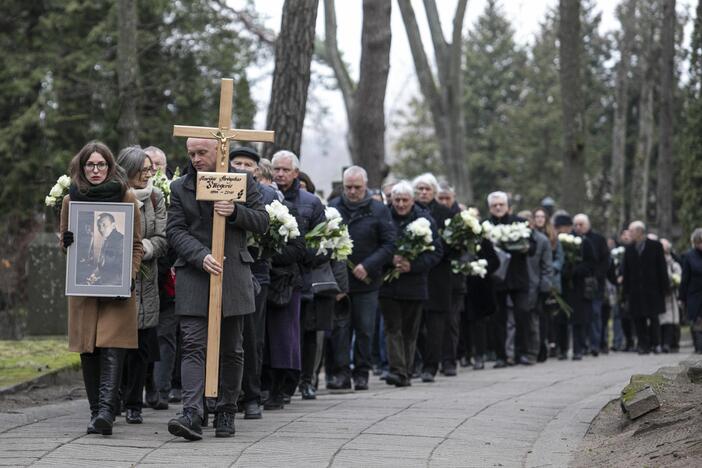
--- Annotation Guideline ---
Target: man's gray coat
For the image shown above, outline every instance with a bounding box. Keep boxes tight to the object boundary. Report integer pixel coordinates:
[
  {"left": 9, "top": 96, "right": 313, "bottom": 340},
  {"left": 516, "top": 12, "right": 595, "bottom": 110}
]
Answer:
[{"left": 167, "top": 167, "right": 269, "bottom": 318}]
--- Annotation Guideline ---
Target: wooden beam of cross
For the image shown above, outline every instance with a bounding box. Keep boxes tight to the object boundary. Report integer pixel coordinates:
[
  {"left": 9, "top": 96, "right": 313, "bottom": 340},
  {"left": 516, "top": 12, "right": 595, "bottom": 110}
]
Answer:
[{"left": 173, "top": 78, "right": 274, "bottom": 397}]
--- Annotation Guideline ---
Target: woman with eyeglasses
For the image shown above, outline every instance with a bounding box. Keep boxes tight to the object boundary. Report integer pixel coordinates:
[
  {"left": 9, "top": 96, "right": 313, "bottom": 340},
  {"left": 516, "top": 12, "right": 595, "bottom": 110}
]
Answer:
[
  {"left": 59, "top": 141, "right": 143, "bottom": 435},
  {"left": 116, "top": 146, "right": 168, "bottom": 425}
]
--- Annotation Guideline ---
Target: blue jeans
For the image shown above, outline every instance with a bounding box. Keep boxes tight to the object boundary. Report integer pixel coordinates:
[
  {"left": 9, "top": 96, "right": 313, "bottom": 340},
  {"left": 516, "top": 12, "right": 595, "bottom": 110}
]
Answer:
[
  {"left": 331, "top": 291, "right": 379, "bottom": 379},
  {"left": 589, "top": 299, "right": 603, "bottom": 352}
]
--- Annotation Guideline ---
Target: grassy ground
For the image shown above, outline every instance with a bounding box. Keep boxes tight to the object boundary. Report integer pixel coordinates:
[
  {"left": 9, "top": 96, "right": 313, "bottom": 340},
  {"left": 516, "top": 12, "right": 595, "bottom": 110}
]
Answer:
[{"left": 0, "top": 336, "right": 79, "bottom": 389}]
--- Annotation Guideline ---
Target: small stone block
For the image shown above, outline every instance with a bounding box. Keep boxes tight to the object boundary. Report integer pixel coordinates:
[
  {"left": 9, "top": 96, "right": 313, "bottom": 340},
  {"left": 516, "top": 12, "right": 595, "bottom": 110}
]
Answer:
[
  {"left": 621, "top": 385, "right": 660, "bottom": 420},
  {"left": 686, "top": 364, "right": 702, "bottom": 383}
]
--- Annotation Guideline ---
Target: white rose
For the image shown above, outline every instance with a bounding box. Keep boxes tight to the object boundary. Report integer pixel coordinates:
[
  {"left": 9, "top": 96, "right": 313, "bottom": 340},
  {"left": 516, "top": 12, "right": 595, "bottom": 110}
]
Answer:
[
  {"left": 574, "top": 237, "right": 582, "bottom": 246},
  {"left": 325, "top": 207, "right": 341, "bottom": 221},
  {"left": 49, "top": 184, "right": 63, "bottom": 198},
  {"left": 57, "top": 175, "right": 71, "bottom": 189},
  {"left": 45, "top": 196, "right": 56, "bottom": 207}
]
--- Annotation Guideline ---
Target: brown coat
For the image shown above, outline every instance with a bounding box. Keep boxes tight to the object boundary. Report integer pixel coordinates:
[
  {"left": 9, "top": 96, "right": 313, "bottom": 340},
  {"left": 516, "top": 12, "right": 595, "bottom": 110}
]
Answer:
[{"left": 60, "top": 192, "right": 144, "bottom": 353}]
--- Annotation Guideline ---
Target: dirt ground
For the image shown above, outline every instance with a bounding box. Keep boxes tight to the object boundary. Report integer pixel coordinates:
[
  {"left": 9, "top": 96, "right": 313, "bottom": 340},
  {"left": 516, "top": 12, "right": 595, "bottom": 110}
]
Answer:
[
  {"left": 0, "top": 369, "right": 84, "bottom": 412},
  {"left": 573, "top": 374, "right": 702, "bottom": 467}
]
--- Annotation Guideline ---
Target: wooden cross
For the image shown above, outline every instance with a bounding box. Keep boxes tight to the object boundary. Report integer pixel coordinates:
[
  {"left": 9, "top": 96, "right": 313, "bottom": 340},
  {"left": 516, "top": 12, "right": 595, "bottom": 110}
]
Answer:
[{"left": 173, "top": 78, "right": 274, "bottom": 397}]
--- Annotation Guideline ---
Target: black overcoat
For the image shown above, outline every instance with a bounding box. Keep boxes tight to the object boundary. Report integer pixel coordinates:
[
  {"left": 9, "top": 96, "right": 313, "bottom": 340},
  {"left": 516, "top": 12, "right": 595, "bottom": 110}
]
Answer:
[
  {"left": 464, "top": 237, "right": 500, "bottom": 320},
  {"left": 680, "top": 248, "right": 702, "bottom": 322},
  {"left": 419, "top": 199, "right": 454, "bottom": 311},
  {"left": 622, "top": 239, "right": 669, "bottom": 319}
]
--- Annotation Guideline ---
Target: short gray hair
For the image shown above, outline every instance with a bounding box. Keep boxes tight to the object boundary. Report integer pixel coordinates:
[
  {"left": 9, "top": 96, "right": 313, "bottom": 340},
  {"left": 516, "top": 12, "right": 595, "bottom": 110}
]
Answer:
[
  {"left": 438, "top": 181, "right": 454, "bottom": 194},
  {"left": 116, "top": 145, "right": 150, "bottom": 180},
  {"left": 412, "top": 173, "right": 439, "bottom": 193},
  {"left": 630, "top": 220, "right": 646, "bottom": 233},
  {"left": 691, "top": 228, "right": 702, "bottom": 245},
  {"left": 257, "top": 158, "right": 274, "bottom": 181},
  {"left": 391, "top": 180, "right": 414, "bottom": 198},
  {"left": 487, "top": 191, "right": 509, "bottom": 206},
  {"left": 143, "top": 145, "right": 166, "bottom": 161},
  {"left": 271, "top": 150, "right": 300, "bottom": 170},
  {"left": 343, "top": 165, "right": 368, "bottom": 183}
]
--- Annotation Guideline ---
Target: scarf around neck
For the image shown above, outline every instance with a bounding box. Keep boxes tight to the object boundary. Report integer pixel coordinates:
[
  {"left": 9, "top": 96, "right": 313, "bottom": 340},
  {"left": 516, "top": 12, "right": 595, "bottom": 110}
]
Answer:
[{"left": 69, "top": 179, "right": 124, "bottom": 202}]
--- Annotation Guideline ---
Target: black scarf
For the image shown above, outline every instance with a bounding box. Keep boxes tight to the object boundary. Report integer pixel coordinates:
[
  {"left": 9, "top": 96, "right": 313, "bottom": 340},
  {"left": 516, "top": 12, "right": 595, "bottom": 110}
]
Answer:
[{"left": 69, "top": 179, "right": 124, "bottom": 202}]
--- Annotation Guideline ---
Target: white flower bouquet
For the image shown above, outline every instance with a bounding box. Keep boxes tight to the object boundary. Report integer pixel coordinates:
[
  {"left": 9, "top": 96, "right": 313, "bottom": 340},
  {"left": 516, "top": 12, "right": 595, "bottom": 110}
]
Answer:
[
  {"left": 384, "top": 217, "right": 435, "bottom": 282},
  {"left": 249, "top": 200, "right": 300, "bottom": 258},
  {"left": 442, "top": 208, "right": 482, "bottom": 255},
  {"left": 610, "top": 246, "right": 625, "bottom": 266},
  {"left": 451, "top": 258, "right": 488, "bottom": 277},
  {"left": 558, "top": 233, "right": 583, "bottom": 264},
  {"left": 671, "top": 272, "right": 681, "bottom": 288},
  {"left": 152, "top": 167, "right": 180, "bottom": 205},
  {"left": 45, "top": 175, "right": 71, "bottom": 208},
  {"left": 305, "top": 207, "right": 354, "bottom": 261},
  {"left": 482, "top": 221, "right": 531, "bottom": 252}
]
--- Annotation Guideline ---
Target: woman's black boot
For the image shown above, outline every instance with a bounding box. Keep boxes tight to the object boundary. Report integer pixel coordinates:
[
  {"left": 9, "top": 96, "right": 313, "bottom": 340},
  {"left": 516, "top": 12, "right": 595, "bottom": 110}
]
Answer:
[{"left": 93, "top": 348, "right": 126, "bottom": 435}]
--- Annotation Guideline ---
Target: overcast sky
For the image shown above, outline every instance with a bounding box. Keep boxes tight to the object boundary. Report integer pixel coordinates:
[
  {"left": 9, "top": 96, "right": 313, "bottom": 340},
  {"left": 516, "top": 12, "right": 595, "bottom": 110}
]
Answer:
[{"left": 230, "top": 0, "right": 694, "bottom": 195}]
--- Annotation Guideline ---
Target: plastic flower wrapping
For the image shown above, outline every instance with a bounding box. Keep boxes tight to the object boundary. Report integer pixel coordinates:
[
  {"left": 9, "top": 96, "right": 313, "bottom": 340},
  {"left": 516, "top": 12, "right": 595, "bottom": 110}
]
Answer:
[
  {"left": 482, "top": 221, "right": 531, "bottom": 252},
  {"left": 442, "top": 209, "right": 482, "bottom": 255},
  {"left": 384, "top": 217, "right": 435, "bottom": 282},
  {"left": 44, "top": 175, "right": 71, "bottom": 207},
  {"left": 249, "top": 200, "right": 300, "bottom": 258},
  {"left": 151, "top": 167, "right": 180, "bottom": 206},
  {"left": 305, "top": 206, "right": 354, "bottom": 261}
]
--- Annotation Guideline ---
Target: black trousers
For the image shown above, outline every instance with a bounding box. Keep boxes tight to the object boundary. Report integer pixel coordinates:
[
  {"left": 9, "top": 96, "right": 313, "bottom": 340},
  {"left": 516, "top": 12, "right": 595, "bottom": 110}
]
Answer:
[
  {"left": 441, "top": 294, "right": 464, "bottom": 368},
  {"left": 634, "top": 316, "right": 660, "bottom": 352},
  {"left": 471, "top": 317, "right": 487, "bottom": 357},
  {"left": 419, "top": 309, "right": 448, "bottom": 375},
  {"left": 494, "top": 290, "right": 530, "bottom": 361},
  {"left": 380, "top": 298, "right": 423, "bottom": 379},
  {"left": 554, "top": 311, "right": 569, "bottom": 355},
  {"left": 122, "top": 328, "right": 157, "bottom": 411},
  {"left": 241, "top": 285, "right": 268, "bottom": 404}
]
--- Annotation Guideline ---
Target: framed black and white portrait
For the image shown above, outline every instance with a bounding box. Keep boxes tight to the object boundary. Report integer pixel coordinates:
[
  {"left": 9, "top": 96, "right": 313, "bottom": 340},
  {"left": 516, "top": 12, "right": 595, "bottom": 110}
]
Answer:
[{"left": 65, "top": 201, "right": 135, "bottom": 297}]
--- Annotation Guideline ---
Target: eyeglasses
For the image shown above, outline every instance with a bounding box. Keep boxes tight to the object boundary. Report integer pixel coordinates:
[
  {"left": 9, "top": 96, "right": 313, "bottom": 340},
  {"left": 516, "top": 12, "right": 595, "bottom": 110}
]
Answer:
[
  {"left": 140, "top": 166, "right": 154, "bottom": 175},
  {"left": 85, "top": 162, "right": 108, "bottom": 172}
]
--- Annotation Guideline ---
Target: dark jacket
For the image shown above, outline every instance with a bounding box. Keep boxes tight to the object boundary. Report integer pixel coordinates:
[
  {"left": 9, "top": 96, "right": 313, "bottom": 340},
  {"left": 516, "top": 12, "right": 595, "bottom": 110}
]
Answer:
[
  {"left": 622, "top": 239, "right": 669, "bottom": 319},
  {"left": 562, "top": 233, "right": 597, "bottom": 324},
  {"left": 681, "top": 248, "right": 702, "bottom": 322},
  {"left": 329, "top": 193, "right": 396, "bottom": 293},
  {"left": 447, "top": 202, "right": 468, "bottom": 296},
  {"left": 489, "top": 213, "right": 534, "bottom": 292},
  {"left": 249, "top": 182, "right": 283, "bottom": 286},
  {"left": 379, "top": 204, "right": 442, "bottom": 302},
  {"left": 465, "top": 237, "right": 500, "bottom": 320},
  {"left": 418, "top": 199, "right": 454, "bottom": 311},
  {"left": 584, "top": 230, "right": 610, "bottom": 301},
  {"left": 167, "top": 165, "right": 269, "bottom": 318}
]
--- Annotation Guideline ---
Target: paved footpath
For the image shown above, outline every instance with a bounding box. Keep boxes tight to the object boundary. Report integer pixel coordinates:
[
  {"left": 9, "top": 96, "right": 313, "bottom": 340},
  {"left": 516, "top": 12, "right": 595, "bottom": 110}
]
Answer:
[{"left": 0, "top": 350, "right": 691, "bottom": 468}]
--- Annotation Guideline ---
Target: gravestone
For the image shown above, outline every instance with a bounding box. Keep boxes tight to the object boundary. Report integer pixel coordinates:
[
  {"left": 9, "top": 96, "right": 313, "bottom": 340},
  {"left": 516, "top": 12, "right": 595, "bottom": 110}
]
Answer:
[{"left": 26, "top": 232, "right": 67, "bottom": 335}]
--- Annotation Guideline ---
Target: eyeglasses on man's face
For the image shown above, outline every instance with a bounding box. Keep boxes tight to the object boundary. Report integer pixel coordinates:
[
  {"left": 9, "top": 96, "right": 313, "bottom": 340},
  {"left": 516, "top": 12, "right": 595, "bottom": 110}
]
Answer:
[{"left": 85, "top": 162, "right": 108, "bottom": 172}]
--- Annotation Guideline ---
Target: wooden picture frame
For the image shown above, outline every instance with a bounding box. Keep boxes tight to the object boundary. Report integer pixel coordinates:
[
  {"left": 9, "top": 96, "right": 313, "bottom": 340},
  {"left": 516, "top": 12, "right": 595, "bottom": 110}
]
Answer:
[{"left": 65, "top": 201, "right": 135, "bottom": 297}]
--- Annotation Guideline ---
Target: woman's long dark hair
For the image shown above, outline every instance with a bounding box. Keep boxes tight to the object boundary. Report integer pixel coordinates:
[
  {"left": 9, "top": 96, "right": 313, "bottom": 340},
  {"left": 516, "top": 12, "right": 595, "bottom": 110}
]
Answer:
[
  {"left": 534, "top": 207, "right": 558, "bottom": 250},
  {"left": 69, "top": 141, "right": 127, "bottom": 195}
]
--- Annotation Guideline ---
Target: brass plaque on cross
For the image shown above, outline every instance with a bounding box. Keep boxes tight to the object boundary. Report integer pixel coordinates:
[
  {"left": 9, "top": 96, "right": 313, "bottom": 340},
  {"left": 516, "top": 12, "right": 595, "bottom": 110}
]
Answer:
[{"left": 196, "top": 172, "right": 247, "bottom": 202}]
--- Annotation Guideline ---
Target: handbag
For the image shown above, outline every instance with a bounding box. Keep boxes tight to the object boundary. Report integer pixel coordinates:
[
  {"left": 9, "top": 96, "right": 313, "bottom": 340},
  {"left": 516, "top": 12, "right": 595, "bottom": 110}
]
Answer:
[
  {"left": 267, "top": 265, "right": 295, "bottom": 307},
  {"left": 309, "top": 262, "right": 341, "bottom": 297},
  {"left": 492, "top": 247, "right": 511, "bottom": 282},
  {"left": 583, "top": 276, "right": 600, "bottom": 300}
]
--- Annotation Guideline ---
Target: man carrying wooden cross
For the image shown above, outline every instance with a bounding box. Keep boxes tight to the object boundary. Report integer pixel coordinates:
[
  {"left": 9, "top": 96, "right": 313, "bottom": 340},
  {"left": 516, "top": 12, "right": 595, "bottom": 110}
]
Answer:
[{"left": 166, "top": 136, "right": 268, "bottom": 440}]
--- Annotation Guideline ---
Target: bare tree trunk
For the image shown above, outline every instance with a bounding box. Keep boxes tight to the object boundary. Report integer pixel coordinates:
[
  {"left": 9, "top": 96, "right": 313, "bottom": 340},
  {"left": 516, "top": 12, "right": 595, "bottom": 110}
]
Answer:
[
  {"left": 264, "top": 0, "right": 319, "bottom": 159},
  {"left": 657, "top": 0, "right": 676, "bottom": 237},
  {"left": 610, "top": 0, "right": 636, "bottom": 233},
  {"left": 633, "top": 78, "right": 655, "bottom": 221},
  {"left": 558, "top": 0, "right": 586, "bottom": 214},
  {"left": 117, "top": 0, "right": 139, "bottom": 147},
  {"left": 397, "top": 0, "right": 473, "bottom": 202},
  {"left": 324, "top": 0, "right": 391, "bottom": 187}
]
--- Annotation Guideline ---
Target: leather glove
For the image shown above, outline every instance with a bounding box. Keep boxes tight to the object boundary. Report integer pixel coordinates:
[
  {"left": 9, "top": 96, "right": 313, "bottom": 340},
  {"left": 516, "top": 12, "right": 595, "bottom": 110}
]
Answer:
[{"left": 62, "top": 231, "right": 74, "bottom": 248}]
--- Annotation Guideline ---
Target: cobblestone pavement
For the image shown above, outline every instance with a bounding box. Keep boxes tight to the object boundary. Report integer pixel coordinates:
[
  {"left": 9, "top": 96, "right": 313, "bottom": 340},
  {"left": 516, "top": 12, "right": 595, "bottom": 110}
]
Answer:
[{"left": 0, "top": 350, "right": 691, "bottom": 467}]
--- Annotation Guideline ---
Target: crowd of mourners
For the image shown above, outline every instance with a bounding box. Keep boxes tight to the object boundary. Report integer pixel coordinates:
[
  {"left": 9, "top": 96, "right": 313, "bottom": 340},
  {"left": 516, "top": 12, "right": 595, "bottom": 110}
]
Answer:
[{"left": 57, "top": 139, "right": 702, "bottom": 441}]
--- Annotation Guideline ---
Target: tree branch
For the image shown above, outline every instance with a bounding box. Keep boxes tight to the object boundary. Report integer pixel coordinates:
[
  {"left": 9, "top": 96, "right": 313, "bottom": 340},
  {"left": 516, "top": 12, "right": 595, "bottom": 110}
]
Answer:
[
  {"left": 422, "top": 0, "right": 449, "bottom": 81},
  {"left": 448, "top": 0, "right": 468, "bottom": 90},
  {"left": 397, "top": 0, "right": 441, "bottom": 114},
  {"left": 323, "top": 0, "right": 356, "bottom": 117},
  {"left": 213, "top": 0, "right": 277, "bottom": 46}
]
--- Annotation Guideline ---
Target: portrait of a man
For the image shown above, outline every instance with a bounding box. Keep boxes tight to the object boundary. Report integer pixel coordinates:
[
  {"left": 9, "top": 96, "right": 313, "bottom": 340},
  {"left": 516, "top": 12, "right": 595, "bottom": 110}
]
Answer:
[{"left": 86, "top": 212, "right": 124, "bottom": 286}]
